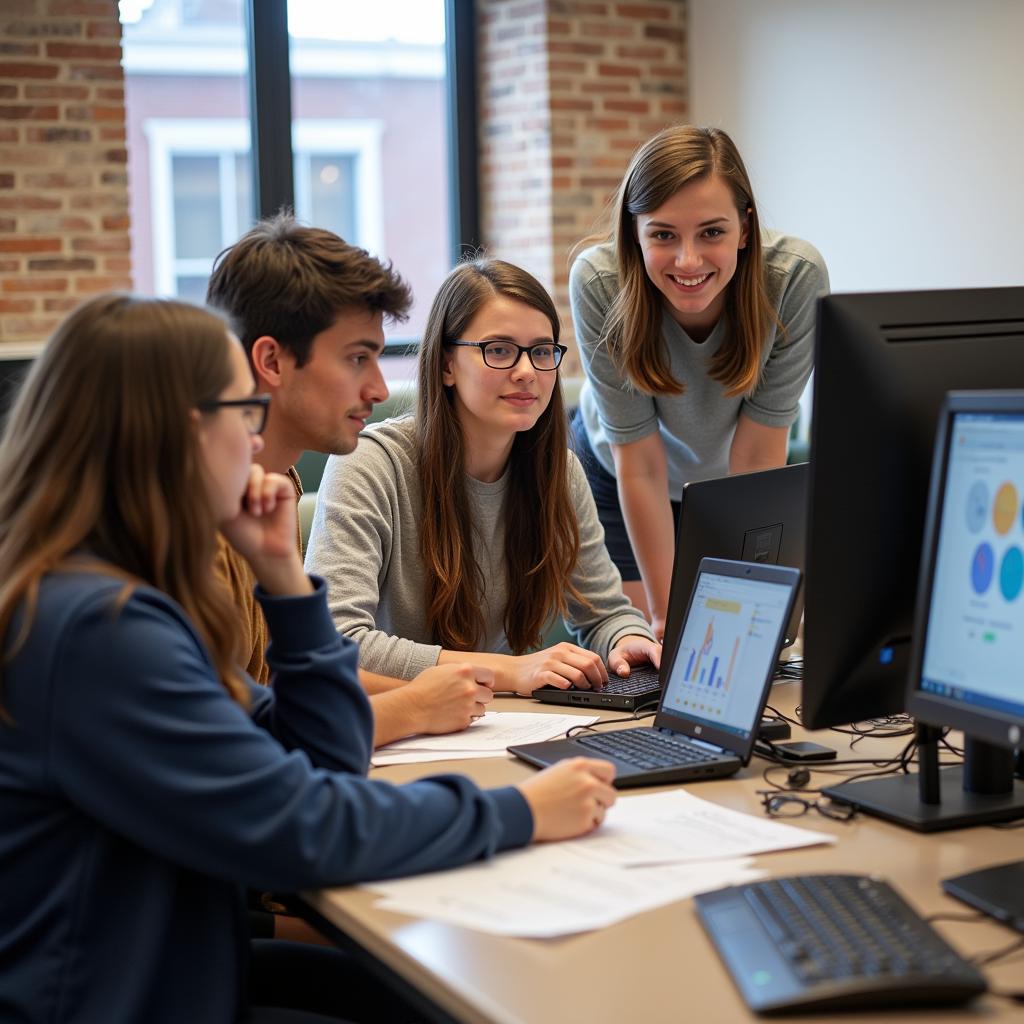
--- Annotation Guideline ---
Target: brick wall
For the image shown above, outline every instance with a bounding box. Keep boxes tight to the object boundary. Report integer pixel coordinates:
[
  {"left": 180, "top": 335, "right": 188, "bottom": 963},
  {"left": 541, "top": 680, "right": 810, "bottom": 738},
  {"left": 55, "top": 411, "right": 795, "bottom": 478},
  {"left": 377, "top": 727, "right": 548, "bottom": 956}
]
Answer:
[
  {"left": 0, "top": 0, "right": 130, "bottom": 348},
  {"left": 478, "top": 0, "right": 688, "bottom": 372}
]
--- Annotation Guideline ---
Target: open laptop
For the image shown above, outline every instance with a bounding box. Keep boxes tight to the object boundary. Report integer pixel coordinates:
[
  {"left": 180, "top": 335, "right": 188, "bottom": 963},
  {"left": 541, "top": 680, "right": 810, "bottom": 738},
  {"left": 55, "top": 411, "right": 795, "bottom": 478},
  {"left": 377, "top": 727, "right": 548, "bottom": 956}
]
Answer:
[
  {"left": 532, "top": 463, "right": 807, "bottom": 711},
  {"left": 509, "top": 558, "right": 801, "bottom": 788}
]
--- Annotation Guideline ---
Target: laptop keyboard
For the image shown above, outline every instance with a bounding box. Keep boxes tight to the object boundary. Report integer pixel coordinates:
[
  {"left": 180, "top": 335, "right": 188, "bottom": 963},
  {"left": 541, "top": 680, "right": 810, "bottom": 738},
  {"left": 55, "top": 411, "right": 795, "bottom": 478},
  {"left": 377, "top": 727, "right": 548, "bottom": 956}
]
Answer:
[
  {"left": 576, "top": 728, "right": 711, "bottom": 769},
  {"left": 600, "top": 665, "right": 661, "bottom": 695}
]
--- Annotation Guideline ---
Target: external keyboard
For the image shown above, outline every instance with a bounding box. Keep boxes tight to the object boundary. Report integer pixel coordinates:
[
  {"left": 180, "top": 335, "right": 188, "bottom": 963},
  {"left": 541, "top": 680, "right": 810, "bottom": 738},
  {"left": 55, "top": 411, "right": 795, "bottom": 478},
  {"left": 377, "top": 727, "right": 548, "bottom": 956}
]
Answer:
[
  {"left": 576, "top": 728, "right": 707, "bottom": 769},
  {"left": 696, "top": 874, "right": 987, "bottom": 1014}
]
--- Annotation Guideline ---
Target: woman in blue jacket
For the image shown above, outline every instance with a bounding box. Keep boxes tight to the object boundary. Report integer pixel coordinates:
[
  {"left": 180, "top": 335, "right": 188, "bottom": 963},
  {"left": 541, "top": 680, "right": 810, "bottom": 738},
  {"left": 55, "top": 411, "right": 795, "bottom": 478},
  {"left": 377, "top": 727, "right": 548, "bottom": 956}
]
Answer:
[{"left": 0, "top": 294, "right": 616, "bottom": 1023}]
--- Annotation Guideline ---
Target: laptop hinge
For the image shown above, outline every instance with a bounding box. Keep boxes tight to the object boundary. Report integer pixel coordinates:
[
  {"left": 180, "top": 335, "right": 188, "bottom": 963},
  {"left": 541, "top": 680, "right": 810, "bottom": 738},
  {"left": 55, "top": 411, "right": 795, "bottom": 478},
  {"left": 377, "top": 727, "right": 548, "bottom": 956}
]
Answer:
[{"left": 686, "top": 736, "right": 728, "bottom": 755}]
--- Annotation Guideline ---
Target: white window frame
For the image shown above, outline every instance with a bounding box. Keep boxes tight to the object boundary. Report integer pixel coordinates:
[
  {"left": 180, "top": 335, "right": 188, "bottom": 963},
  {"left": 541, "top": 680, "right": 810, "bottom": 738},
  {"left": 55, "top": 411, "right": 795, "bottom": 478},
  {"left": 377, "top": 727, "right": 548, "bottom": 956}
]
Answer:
[{"left": 143, "top": 117, "right": 384, "bottom": 298}]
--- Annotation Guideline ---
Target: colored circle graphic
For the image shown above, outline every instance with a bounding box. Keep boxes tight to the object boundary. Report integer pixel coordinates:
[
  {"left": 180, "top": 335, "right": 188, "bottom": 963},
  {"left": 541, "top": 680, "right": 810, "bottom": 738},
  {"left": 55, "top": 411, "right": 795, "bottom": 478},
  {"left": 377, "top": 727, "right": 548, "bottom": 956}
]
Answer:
[
  {"left": 966, "top": 480, "right": 988, "bottom": 533},
  {"left": 1000, "top": 546, "right": 1024, "bottom": 602},
  {"left": 971, "top": 542, "right": 994, "bottom": 595},
  {"left": 993, "top": 482, "right": 1019, "bottom": 535}
]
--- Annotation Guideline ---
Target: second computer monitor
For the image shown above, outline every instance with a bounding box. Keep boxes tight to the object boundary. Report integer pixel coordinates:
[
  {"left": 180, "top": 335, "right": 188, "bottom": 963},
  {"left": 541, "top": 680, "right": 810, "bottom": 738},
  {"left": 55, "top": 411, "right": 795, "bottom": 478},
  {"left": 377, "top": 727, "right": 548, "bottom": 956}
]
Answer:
[
  {"left": 663, "top": 462, "right": 808, "bottom": 670},
  {"left": 802, "top": 287, "right": 1024, "bottom": 730}
]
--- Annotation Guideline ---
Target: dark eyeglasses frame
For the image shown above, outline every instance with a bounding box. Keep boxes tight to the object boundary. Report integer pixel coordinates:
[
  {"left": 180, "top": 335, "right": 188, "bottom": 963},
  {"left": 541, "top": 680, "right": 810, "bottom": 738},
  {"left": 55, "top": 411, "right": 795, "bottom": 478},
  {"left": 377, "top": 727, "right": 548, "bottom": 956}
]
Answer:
[
  {"left": 198, "top": 395, "right": 271, "bottom": 435},
  {"left": 756, "top": 790, "right": 858, "bottom": 822},
  {"left": 448, "top": 339, "right": 567, "bottom": 371}
]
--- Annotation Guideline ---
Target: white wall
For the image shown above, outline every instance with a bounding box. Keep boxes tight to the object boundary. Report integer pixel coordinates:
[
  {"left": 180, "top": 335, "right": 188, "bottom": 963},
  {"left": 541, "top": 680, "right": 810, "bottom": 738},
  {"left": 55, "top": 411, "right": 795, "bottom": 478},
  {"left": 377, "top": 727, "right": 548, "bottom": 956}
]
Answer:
[{"left": 688, "top": 0, "right": 1024, "bottom": 293}]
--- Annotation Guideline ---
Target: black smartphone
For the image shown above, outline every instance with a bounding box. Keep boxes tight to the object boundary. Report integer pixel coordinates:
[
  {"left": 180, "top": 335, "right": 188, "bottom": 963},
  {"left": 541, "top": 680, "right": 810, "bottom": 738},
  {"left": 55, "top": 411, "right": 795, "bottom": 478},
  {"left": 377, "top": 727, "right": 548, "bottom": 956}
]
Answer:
[{"left": 772, "top": 740, "right": 837, "bottom": 762}]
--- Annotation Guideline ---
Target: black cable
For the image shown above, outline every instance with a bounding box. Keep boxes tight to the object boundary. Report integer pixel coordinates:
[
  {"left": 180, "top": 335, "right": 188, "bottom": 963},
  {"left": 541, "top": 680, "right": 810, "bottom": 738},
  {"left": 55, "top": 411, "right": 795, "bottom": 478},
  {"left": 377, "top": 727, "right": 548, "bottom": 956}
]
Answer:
[{"left": 971, "top": 936, "right": 1024, "bottom": 967}]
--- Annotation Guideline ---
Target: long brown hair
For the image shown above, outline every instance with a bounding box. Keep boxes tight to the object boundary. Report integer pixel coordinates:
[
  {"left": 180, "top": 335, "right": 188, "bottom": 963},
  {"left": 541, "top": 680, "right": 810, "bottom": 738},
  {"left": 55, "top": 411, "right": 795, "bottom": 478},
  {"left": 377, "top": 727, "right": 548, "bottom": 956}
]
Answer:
[
  {"left": 598, "top": 124, "right": 778, "bottom": 397},
  {"left": 417, "top": 259, "right": 588, "bottom": 654},
  {"left": 0, "top": 294, "right": 248, "bottom": 713}
]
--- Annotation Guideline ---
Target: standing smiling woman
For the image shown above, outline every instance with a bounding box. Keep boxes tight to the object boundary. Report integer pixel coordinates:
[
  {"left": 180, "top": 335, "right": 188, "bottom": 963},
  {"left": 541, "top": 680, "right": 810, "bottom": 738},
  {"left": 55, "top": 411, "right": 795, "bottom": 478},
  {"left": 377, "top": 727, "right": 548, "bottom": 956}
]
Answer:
[
  {"left": 306, "top": 258, "right": 659, "bottom": 695},
  {"left": 570, "top": 125, "right": 829, "bottom": 637},
  {"left": 0, "top": 294, "right": 616, "bottom": 1024}
]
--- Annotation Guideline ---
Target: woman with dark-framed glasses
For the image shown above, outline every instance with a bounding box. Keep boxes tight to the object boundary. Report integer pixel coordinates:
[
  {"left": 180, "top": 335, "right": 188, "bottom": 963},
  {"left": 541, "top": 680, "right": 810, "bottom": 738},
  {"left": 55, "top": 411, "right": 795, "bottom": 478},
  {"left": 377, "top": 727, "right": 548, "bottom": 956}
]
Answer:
[
  {"left": 0, "top": 293, "right": 620, "bottom": 1023},
  {"left": 306, "top": 258, "right": 660, "bottom": 696}
]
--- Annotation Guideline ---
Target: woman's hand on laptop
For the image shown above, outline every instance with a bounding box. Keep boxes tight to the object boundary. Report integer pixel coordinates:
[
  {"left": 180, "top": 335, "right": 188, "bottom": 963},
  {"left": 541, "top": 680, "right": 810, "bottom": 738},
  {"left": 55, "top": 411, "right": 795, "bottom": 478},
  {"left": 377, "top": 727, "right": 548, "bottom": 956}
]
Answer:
[
  {"left": 608, "top": 635, "right": 662, "bottom": 678},
  {"left": 518, "top": 757, "right": 618, "bottom": 840},
  {"left": 511, "top": 643, "right": 608, "bottom": 695}
]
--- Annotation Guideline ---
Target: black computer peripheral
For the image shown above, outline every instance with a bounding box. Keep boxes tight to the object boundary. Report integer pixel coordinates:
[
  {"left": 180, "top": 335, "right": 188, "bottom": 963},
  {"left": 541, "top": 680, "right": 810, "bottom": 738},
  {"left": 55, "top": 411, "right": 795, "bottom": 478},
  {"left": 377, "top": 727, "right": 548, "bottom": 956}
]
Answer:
[{"left": 696, "top": 874, "right": 987, "bottom": 1014}]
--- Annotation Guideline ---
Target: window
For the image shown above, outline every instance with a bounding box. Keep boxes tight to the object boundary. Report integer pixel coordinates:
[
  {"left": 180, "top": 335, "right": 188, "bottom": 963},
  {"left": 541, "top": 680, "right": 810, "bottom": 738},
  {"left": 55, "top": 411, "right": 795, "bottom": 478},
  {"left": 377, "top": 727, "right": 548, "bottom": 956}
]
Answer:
[
  {"left": 122, "top": 0, "right": 467, "bottom": 364},
  {"left": 144, "top": 118, "right": 382, "bottom": 299}
]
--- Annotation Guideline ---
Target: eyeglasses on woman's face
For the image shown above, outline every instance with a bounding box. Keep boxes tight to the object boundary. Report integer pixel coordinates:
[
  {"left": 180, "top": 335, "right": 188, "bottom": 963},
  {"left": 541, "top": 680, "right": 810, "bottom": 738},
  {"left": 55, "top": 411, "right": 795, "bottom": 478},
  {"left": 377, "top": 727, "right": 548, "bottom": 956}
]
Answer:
[
  {"left": 448, "top": 339, "right": 567, "bottom": 371},
  {"left": 198, "top": 395, "right": 271, "bottom": 435}
]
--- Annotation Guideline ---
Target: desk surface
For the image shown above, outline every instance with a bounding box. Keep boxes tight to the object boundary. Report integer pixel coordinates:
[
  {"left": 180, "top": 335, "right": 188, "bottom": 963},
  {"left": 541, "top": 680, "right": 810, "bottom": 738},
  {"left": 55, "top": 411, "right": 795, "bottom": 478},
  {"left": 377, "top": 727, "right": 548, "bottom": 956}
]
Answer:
[{"left": 305, "top": 681, "right": 1024, "bottom": 1023}]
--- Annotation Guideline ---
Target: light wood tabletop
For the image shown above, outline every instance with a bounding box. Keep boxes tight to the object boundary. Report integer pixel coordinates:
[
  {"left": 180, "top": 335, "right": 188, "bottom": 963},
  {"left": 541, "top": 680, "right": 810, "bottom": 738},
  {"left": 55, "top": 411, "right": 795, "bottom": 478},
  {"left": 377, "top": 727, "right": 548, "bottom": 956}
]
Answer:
[{"left": 302, "top": 679, "right": 1024, "bottom": 1023}]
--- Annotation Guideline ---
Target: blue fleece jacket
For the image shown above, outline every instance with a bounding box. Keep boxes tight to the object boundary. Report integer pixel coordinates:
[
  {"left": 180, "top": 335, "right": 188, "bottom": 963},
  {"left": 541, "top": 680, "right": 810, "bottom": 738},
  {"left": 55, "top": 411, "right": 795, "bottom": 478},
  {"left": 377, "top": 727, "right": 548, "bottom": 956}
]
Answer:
[{"left": 0, "top": 571, "right": 532, "bottom": 1024}]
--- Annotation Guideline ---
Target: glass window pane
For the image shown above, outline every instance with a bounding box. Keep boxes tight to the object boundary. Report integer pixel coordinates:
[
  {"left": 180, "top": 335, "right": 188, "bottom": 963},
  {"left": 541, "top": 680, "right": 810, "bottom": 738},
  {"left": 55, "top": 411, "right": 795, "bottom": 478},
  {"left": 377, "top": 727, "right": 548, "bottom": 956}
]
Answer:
[
  {"left": 175, "top": 275, "right": 214, "bottom": 304},
  {"left": 172, "top": 155, "right": 223, "bottom": 260},
  {"left": 235, "top": 152, "right": 254, "bottom": 237},
  {"left": 307, "top": 155, "right": 355, "bottom": 242},
  {"left": 288, "top": 0, "right": 450, "bottom": 350},
  {"left": 122, "top": 0, "right": 251, "bottom": 298}
]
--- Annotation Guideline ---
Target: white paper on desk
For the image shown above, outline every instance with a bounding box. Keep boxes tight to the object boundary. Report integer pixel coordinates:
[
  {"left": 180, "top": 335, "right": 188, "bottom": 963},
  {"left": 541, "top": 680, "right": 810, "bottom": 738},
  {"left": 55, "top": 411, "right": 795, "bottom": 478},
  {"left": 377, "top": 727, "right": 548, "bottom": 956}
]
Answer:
[
  {"left": 367, "top": 843, "right": 762, "bottom": 938},
  {"left": 568, "top": 789, "right": 835, "bottom": 867},
  {"left": 371, "top": 711, "right": 598, "bottom": 766}
]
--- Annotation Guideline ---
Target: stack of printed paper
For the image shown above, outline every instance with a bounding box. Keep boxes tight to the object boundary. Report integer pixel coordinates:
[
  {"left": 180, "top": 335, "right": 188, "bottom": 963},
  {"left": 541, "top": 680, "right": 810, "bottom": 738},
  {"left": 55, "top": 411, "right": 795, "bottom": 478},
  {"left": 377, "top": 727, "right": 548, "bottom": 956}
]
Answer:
[{"left": 359, "top": 790, "right": 836, "bottom": 937}]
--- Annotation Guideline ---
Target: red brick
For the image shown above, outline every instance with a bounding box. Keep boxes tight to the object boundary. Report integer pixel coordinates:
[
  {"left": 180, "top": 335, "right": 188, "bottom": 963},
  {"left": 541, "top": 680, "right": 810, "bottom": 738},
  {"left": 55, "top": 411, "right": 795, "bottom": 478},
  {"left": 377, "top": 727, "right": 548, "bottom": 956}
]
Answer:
[
  {"left": 86, "top": 20, "right": 121, "bottom": 39},
  {"left": 0, "top": 41, "right": 41, "bottom": 55},
  {"left": 596, "top": 62, "right": 641, "bottom": 77},
  {"left": 0, "top": 84, "right": 17, "bottom": 98},
  {"left": 0, "top": 259, "right": 20, "bottom": 271},
  {"left": 2, "top": 315, "right": 60, "bottom": 336},
  {"left": 45, "top": 42, "right": 121, "bottom": 61},
  {"left": 71, "top": 235, "right": 129, "bottom": 253},
  {"left": 48, "top": 0, "right": 116, "bottom": 13},
  {"left": 550, "top": 97, "right": 594, "bottom": 111},
  {"left": 66, "top": 104, "right": 123, "bottom": 122},
  {"left": 3, "top": 277, "right": 68, "bottom": 293},
  {"left": 616, "top": 44, "right": 667, "bottom": 59},
  {"left": 43, "top": 296, "right": 80, "bottom": 312},
  {"left": 102, "top": 256, "right": 131, "bottom": 272},
  {"left": 24, "top": 83, "right": 90, "bottom": 100},
  {"left": 643, "top": 24, "right": 683, "bottom": 43},
  {"left": 69, "top": 192, "right": 125, "bottom": 210},
  {"left": 100, "top": 213, "right": 129, "bottom": 231},
  {"left": 23, "top": 171, "right": 92, "bottom": 188},
  {"left": 580, "top": 21, "right": 635, "bottom": 38},
  {"left": 26, "top": 256, "right": 94, "bottom": 271},
  {"left": 26, "top": 127, "right": 92, "bottom": 143},
  {"left": 0, "top": 237, "right": 61, "bottom": 254},
  {"left": 0, "top": 62, "right": 60, "bottom": 80},
  {"left": 0, "top": 127, "right": 17, "bottom": 142},
  {"left": 73, "top": 275, "right": 130, "bottom": 292},
  {"left": 603, "top": 98, "right": 650, "bottom": 113},
  {"left": 67, "top": 63, "right": 122, "bottom": 81},
  {"left": 0, "top": 104, "right": 58, "bottom": 120},
  {"left": 95, "top": 86, "right": 124, "bottom": 101},
  {"left": 0, "top": 298, "right": 36, "bottom": 313},
  {"left": 0, "top": 196, "right": 61, "bottom": 210},
  {"left": 0, "top": 174, "right": 13, "bottom": 188},
  {"left": 0, "top": 217, "right": 14, "bottom": 231},
  {"left": 617, "top": 3, "right": 672, "bottom": 18}
]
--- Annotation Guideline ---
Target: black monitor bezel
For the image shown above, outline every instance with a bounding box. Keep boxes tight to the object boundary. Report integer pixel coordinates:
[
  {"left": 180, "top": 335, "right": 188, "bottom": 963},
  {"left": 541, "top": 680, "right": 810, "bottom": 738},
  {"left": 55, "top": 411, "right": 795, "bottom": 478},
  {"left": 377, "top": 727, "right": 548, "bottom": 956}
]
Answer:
[{"left": 905, "top": 390, "right": 1024, "bottom": 750}]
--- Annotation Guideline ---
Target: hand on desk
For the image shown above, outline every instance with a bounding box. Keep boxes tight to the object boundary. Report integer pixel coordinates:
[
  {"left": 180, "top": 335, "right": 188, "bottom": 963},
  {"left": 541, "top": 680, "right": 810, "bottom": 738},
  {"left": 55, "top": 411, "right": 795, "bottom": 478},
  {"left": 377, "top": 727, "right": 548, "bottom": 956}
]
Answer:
[
  {"left": 370, "top": 663, "right": 495, "bottom": 746},
  {"left": 518, "top": 758, "right": 617, "bottom": 841}
]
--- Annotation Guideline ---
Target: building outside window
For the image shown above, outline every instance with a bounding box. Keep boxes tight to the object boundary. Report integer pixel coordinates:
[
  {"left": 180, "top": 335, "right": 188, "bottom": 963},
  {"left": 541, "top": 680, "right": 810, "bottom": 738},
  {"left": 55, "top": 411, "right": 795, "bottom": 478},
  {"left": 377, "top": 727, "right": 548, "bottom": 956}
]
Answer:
[{"left": 121, "top": 0, "right": 449, "bottom": 350}]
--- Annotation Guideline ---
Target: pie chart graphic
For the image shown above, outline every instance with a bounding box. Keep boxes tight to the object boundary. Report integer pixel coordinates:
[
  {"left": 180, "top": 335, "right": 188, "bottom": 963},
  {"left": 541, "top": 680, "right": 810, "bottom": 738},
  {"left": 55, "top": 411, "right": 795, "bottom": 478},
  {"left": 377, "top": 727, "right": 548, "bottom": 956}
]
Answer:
[
  {"left": 971, "top": 542, "right": 994, "bottom": 595},
  {"left": 1001, "top": 546, "right": 1024, "bottom": 602},
  {"left": 966, "top": 480, "right": 988, "bottom": 533},
  {"left": 993, "top": 482, "right": 1019, "bottom": 535}
]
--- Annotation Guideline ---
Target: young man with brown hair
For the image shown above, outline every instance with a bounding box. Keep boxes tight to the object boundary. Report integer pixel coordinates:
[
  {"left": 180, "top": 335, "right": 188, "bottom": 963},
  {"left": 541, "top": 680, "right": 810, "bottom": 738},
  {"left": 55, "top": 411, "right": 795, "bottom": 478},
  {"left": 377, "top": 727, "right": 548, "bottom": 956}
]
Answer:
[{"left": 207, "top": 213, "right": 495, "bottom": 747}]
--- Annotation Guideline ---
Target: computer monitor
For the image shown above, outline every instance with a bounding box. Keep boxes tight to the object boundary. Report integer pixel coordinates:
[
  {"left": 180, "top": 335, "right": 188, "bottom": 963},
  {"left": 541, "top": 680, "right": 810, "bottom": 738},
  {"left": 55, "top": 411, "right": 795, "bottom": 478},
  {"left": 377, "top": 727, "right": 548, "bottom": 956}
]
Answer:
[
  {"left": 822, "top": 391, "right": 1024, "bottom": 832},
  {"left": 663, "top": 463, "right": 807, "bottom": 670},
  {"left": 801, "top": 287, "right": 1024, "bottom": 730}
]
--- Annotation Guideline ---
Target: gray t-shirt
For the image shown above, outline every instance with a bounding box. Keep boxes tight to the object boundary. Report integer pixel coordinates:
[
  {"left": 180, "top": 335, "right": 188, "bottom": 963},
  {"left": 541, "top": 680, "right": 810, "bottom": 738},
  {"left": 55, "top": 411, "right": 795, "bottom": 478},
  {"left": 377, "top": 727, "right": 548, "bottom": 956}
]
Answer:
[
  {"left": 571, "top": 231, "right": 829, "bottom": 497},
  {"left": 304, "top": 416, "right": 655, "bottom": 680}
]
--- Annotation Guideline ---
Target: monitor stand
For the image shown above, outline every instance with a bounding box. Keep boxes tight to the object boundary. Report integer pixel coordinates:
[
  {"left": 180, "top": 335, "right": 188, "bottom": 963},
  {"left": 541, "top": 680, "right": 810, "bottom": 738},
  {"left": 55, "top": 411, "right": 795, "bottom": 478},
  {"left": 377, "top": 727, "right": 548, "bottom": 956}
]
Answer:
[{"left": 822, "top": 723, "right": 1024, "bottom": 833}]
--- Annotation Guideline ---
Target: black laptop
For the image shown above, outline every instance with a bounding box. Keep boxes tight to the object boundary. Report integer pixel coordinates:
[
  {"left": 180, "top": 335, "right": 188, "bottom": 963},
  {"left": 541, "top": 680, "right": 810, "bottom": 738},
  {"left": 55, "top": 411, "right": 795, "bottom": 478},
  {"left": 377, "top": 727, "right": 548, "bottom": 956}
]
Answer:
[
  {"left": 532, "top": 463, "right": 807, "bottom": 711},
  {"left": 509, "top": 558, "right": 800, "bottom": 788}
]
